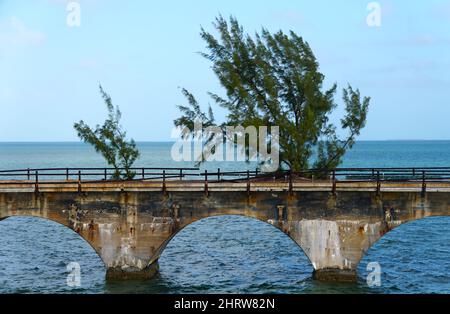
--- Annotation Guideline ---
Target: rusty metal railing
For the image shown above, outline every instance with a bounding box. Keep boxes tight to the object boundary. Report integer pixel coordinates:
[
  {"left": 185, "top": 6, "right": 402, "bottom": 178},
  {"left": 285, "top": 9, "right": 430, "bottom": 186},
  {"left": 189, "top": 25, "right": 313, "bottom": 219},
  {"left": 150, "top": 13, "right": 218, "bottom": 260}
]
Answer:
[
  {"left": 2, "top": 167, "right": 450, "bottom": 196},
  {"left": 2, "top": 167, "right": 450, "bottom": 182},
  {"left": 1, "top": 167, "right": 450, "bottom": 186}
]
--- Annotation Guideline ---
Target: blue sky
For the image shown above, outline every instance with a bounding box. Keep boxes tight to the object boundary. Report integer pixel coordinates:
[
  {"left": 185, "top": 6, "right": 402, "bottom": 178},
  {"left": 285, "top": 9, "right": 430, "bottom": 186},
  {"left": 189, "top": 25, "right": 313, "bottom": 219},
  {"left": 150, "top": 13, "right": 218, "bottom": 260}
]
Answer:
[{"left": 0, "top": 0, "right": 449, "bottom": 141}]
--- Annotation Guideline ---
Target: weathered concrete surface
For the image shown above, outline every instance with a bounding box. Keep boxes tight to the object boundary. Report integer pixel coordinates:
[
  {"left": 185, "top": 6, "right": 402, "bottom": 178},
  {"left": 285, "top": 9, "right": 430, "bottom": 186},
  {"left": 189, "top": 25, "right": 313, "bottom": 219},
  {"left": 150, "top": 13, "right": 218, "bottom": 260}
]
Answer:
[{"left": 0, "top": 180, "right": 449, "bottom": 282}]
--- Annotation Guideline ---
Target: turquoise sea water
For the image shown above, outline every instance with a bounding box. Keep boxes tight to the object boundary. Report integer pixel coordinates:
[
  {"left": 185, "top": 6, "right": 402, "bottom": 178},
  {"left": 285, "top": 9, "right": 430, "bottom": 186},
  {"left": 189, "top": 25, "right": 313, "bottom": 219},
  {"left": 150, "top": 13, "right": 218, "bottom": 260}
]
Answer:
[{"left": 0, "top": 141, "right": 449, "bottom": 294}]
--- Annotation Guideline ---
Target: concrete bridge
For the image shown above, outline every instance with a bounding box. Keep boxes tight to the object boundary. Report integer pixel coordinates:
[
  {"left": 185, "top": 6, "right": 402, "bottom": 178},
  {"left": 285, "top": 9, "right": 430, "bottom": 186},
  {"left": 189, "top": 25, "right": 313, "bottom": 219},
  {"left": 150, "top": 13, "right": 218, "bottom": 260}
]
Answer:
[{"left": 1, "top": 167, "right": 450, "bottom": 282}]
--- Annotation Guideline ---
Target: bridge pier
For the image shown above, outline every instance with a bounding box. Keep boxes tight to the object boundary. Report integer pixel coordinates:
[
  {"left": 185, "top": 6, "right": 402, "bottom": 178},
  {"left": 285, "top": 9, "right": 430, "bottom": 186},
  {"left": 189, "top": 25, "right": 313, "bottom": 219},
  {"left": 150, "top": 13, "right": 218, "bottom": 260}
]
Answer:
[
  {"left": 106, "top": 262, "right": 159, "bottom": 280},
  {"left": 312, "top": 268, "right": 357, "bottom": 282}
]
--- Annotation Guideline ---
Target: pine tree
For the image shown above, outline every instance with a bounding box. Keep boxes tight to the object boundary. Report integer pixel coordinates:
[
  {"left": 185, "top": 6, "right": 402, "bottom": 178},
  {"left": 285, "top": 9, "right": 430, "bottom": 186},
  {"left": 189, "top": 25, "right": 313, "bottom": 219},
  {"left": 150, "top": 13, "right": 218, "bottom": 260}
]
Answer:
[
  {"left": 74, "top": 85, "right": 140, "bottom": 180},
  {"left": 174, "top": 16, "right": 370, "bottom": 173}
]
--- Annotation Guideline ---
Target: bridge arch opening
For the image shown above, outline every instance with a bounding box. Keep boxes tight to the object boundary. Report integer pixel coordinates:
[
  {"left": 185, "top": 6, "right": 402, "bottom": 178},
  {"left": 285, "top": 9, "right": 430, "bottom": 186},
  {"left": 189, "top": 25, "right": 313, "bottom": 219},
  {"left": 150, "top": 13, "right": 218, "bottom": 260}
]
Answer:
[
  {"left": 0, "top": 216, "right": 106, "bottom": 293},
  {"left": 156, "top": 215, "right": 314, "bottom": 293},
  {"left": 358, "top": 216, "right": 450, "bottom": 293}
]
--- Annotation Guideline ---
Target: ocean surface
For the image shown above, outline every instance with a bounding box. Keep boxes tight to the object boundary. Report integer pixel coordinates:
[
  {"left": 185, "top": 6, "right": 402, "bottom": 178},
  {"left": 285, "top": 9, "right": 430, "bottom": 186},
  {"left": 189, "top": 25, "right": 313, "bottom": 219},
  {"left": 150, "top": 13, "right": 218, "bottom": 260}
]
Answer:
[{"left": 0, "top": 141, "right": 449, "bottom": 294}]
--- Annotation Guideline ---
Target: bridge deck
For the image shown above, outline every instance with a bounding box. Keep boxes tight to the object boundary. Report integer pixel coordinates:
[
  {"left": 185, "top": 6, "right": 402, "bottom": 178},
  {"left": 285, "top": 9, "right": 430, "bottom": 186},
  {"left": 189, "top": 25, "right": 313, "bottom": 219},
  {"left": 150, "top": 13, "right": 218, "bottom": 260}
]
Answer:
[{"left": 1, "top": 180, "right": 450, "bottom": 193}]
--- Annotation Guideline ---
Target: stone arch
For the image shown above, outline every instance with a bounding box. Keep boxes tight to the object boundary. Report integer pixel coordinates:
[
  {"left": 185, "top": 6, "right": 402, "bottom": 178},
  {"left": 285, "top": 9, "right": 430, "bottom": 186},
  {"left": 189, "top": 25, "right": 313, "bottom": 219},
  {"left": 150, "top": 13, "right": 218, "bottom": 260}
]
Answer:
[
  {"left": 0, "top": 215, "right": 107, "bottom": 279},
  {"left": 357, "top": 215, "right": 450, "bottom": 272},
  {"left": 149, "top": 213, "right": 314, "bottom": 272}
]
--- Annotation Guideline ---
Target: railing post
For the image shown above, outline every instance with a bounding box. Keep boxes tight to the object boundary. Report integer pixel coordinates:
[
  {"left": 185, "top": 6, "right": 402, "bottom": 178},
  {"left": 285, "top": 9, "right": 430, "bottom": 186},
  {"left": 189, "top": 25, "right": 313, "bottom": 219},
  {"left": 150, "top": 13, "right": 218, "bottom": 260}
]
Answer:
[
  {"left": 27, "top": 168, "right": 30, "bottom": 181},
  {"left": 78, "top": 170, "right": 82, "bottom": 193},
  {"left": 204, "top": 170, "right": 209, "bottom": 197},
  {"left": 255, "top": 168, "right": 259, "bottom": 177},
  {"left": 34, "top": 170, "right": 39, "bottom": 194},
  {"left": 289, "top": 170, "right": 293, "bottom": 196},
  {"left": 218, "top": 168, "right": 221, "bottom": 181},
  {"left": 142, "top": 168, "right": 145, "bottom": 180},
  {"left": 66, "top": 168, "right": 69, "bottom": 181},
  {"left": 376, "top": 171, "right": 381, "bottom": 195},
  {"left": 332, "top": 170, "right": 336, "bottom": 196},
  {"left": 104, "top": 169, "right": 107, "bottom": 181},
  {"left": 180, "top": 169, "right": 183, "bottom": 181},
  {"left": 247, "top": 170, "right": 250, "bottom": 196},
  {"left": 162, "top": 170, "right": 166, "bottom": 195},
  {"left": 422, "top": 170, "right": 427, "bottom": 197}
]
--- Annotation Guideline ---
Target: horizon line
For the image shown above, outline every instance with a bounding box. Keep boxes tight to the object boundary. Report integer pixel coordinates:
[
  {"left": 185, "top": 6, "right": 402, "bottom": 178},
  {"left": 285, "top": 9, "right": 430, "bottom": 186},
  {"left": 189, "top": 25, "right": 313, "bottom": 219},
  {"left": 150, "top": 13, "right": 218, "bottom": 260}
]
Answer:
[{"left": 1, "top": 139, "right": 450, "bottom": 143}]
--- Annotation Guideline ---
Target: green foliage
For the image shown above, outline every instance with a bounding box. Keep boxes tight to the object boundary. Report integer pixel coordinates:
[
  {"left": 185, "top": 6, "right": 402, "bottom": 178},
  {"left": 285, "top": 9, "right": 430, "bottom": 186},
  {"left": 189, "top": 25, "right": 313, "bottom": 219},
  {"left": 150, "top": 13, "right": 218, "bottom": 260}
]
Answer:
[
  {"left": 174, "top": 15, "right": 370, "bottom": 173},
  {"left": 74, "top": 85, "right": 140, "bottom": 180}
]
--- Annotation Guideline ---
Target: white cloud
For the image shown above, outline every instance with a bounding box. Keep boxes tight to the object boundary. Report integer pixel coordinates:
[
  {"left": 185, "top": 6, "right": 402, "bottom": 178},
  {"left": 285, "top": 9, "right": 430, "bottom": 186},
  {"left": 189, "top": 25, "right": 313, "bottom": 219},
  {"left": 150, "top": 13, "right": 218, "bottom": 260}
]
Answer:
[{"left": 0, "top": 16, "right": 45, "bottom": 46}]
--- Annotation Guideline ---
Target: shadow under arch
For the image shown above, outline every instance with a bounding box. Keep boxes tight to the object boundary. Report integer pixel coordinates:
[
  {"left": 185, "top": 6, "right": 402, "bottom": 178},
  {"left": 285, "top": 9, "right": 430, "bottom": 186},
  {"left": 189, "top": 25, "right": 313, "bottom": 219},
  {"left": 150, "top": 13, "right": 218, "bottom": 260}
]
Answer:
[
  {"left": 0, "top": 215, "right": 107, "bottom": 271},
  {"left": 357, "top": 216, "right": 450, "bottom": 292},
  {"left": 152, "top": 214, "right": 314, "bottom": 280}
]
